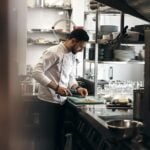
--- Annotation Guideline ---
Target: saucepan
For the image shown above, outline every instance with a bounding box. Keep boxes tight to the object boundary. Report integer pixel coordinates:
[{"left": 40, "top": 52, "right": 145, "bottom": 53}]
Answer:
[{"left": 106, "top": 119, "right": 143, "bottom": 139}]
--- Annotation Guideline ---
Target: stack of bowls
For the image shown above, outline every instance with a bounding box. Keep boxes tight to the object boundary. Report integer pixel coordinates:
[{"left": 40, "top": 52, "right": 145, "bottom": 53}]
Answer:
[{"left": 114, "top": 46, "right": 135, "bottom": 61}]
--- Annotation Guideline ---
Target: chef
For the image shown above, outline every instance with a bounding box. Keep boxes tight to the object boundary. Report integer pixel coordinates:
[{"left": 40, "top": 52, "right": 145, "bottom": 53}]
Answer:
[{"left": 32, "top": 28, "right": 89, "bottom": 150}]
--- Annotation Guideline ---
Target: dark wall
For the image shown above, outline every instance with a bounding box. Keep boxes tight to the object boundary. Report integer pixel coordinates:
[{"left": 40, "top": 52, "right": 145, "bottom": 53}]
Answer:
[
  {"left": 0, "top": 0, "right": 9, "bottom": 149},
  {"left": 143, "top": 30, "right": 150, "bottom": 137},
  {"left": 0, "top": 0, "right": 22, "bottom": 150}
]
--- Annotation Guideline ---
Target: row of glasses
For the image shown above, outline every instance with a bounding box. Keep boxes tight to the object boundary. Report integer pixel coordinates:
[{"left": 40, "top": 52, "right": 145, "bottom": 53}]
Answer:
[{"left": 97, "top": 80, "right": 144, "bottom": 102}]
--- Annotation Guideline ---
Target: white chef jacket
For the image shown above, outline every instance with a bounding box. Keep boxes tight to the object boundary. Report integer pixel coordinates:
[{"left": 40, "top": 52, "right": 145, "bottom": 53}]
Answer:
[{"left": 32, "top": 42, "right": 78, "bottom": 104}]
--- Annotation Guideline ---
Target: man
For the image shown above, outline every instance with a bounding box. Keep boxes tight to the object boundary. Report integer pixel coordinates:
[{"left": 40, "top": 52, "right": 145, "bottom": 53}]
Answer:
[{"left": 32, "top": 28, "right": 89, "bottom": 150}]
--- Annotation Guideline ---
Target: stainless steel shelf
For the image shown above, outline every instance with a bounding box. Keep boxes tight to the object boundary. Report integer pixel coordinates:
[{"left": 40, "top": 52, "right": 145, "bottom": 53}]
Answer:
[
  {"left": 28, "top": 6, "right": 72, "bottom": 10},
  {"left": 121, "top": 41, "right": 145, "bottom": 45},
  {"left": 87, "top": 41, "right": 105, "bottom": 44},
  {"left": 84, "top": 59, "right": 145, "bottom": 64},
  {"left": 87, "top": 41, "right": 145, "bottom": 45},
  {"left": 27, "top": 29, "right": 69, "bottom": 35},
  {"left": 84, "top": 8, "right": 120, "bottom": 15},
  {"left": 27, "top": 42, "right": 57, "bottom": 46}
]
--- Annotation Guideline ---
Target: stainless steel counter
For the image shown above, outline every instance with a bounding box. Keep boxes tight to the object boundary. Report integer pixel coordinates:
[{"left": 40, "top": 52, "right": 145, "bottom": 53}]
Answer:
[{"left": 67, "top": 100, "right": 150, "bottom": 150}]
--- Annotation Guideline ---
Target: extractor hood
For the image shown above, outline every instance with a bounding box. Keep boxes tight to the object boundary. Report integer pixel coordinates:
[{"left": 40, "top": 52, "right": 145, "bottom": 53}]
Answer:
[{"left": 96, "top": 0, "right": 150, "bottom": 22}]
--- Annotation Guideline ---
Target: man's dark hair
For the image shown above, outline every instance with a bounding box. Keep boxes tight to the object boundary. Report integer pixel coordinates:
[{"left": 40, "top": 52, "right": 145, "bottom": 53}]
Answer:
[{"left": 68, "top": 29, "right": 89, "bottom": 42}]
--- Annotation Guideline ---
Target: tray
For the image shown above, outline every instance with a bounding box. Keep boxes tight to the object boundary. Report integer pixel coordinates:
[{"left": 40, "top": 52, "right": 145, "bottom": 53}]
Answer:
[
  {"left": 67, "top": 96, "right": 104, "bottom": 105},
  {"left": 106, "top": 103, "right": 132, "bottom": 109}
]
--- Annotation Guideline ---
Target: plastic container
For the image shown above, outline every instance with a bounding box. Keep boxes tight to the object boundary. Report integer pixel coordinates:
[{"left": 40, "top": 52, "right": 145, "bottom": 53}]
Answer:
[{"left": 127, "top": 31, "right": 140, "bottom": 42}]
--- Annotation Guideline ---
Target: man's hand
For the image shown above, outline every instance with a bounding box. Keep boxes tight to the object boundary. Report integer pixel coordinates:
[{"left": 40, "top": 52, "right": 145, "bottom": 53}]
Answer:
[
  {"left": 56, "top": 86, "right": 72, "bottom": 96},
  {"left": 47, "top": 81, "right": 72, "bottom": 96},
  {"left": 77, "top": 87, "right": 88, "bottom": 97}
]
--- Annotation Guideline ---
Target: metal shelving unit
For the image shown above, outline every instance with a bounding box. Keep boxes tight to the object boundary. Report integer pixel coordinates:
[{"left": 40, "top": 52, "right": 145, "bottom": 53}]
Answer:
[
  {"left": 83, "top": 3, "right": 145, "bottom": 97},
  {"left": 27, "top": 6, "right": 72, "bottom": 10},
  {"left": 84, "top": 59, "right": 145, "bottom": 65},
  {"left": 27, "top": 29, "right": 69, "bottom": 35},
  {"left": 83, "top": 5, "right": 123, "bottom": 97},
  {"left": 27, "top": 42, "right": 57, "bottom": 46},
  {"left": 27, "top": 3, "right": 72, "bottom": 47}
]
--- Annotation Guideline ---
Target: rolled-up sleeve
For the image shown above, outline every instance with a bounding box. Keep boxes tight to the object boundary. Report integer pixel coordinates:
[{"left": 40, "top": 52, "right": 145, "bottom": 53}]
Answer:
[{"left": 32, "top": 50, "right": 58, "bottom": 86}]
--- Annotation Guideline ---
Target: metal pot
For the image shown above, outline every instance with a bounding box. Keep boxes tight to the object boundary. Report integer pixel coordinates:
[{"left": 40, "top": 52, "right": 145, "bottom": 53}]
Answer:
[{"left": 107, "top": 119, "right": 143, "bottom": 139}]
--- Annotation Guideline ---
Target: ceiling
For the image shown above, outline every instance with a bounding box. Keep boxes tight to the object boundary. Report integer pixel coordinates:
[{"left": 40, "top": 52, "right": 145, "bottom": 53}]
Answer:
[{"left": 96, "top": 0, "right": 150, "bottom": 22}]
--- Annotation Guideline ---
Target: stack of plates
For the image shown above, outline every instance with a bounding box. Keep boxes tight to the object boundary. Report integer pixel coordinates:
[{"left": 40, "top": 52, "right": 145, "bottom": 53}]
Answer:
[{"left": 114, "top": 49, "right": 135, "bottom": 61}]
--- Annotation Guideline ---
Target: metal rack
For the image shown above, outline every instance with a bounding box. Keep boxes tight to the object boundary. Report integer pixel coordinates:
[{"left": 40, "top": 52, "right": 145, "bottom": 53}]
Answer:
[
  {"left": 27, "top": 5, "right": 72, "bottom": 46},
  {"left": 83, "top": 4, "right": 145, "bottom": 97},
  {"left": 83, "top": 6, "right": 122, "bottom": 97}
]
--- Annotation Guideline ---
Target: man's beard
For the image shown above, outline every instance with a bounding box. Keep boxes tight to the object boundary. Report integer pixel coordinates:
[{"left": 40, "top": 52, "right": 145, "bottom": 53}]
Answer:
[{"left": 71, "top": 48, "right": 76, "bottom": 54}]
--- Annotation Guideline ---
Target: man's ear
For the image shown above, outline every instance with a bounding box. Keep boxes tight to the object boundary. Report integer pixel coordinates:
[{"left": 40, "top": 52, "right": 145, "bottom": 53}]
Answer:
[{"left": 71, "top": 38, "right": 78, "bottom": 44}]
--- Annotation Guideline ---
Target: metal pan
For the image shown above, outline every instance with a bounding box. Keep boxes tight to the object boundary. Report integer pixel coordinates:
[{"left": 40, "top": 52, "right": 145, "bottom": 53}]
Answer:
[{"left": 106, "top": 119, "right": 143, "bottom": 139}]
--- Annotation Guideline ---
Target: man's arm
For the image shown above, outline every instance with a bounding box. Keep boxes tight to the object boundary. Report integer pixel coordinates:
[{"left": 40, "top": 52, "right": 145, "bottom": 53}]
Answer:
[
  {"left": 47, "top": 81, "right": 58, "bottom": 91},
  {"left": 32, "top": 50, "right": 58, "bottom": 87},
  {"left": 68, "top": 60, "right": 88, "bottom": 96},
  {"left": 33, "top": 50, "right": 72, "bottom": 96},
  {"left": 47, "top": 81, "right": 72, "bottom": 96}
]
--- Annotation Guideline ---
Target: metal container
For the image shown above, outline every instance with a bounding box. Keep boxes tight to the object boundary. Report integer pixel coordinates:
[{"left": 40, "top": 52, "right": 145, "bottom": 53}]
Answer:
[
  {"left": 107, "top": 119, "right": 143, "bottom": 139},
  {"left": 100, "top": 25, "right": 118, "bottom": 36},
  {"left": 133, "top": 88, "right": 144, "bottom": 121}
]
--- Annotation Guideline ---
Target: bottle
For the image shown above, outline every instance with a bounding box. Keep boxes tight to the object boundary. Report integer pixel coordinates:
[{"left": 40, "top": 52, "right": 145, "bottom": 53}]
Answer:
[
  {"left": 35, "top": 0, "right": 40, "bottom": 7},
  {"left": 40, "top": 0, "right": 44, "bottom": 7}
]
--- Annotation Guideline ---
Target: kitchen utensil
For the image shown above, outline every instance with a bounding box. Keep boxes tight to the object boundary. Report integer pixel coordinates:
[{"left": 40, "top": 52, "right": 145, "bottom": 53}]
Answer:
[
  {"left": 107, "top": 119, "right": 143, "bottom": 139},
  {"left": 67, "top": 89, "right": 72, "bottom": 96},
  {"left": 106, "top": 25, "right": 128, "bottom": 50}
]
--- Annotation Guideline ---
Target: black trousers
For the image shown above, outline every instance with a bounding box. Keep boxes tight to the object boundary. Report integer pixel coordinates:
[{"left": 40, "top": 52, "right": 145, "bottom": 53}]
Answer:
[{"left": 35, "top": 100, "right": 66, "bottom": 150}]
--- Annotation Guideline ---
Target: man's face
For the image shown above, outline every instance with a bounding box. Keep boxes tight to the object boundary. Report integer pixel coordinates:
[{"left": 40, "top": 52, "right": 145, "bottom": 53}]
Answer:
[{"left": 71, "top": 40, "right": 86, "bottom": 54}]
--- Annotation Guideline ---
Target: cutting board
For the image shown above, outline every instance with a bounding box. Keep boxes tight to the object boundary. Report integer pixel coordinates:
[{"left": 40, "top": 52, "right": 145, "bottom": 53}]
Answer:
[{"left": 68, "top": 96, "right": 104, "bottom": 104}]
